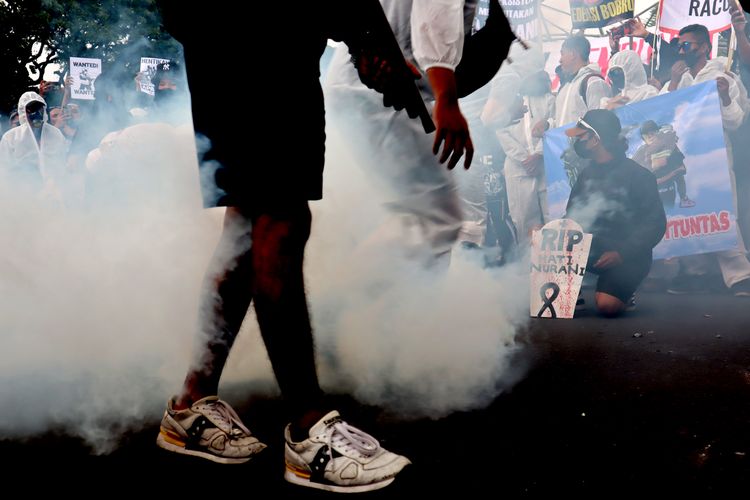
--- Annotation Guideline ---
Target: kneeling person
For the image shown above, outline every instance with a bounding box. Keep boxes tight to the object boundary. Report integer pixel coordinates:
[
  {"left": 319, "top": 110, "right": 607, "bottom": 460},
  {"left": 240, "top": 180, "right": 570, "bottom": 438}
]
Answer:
[{"left": 565, "top": 110, "right": 666, "bottom": 316}]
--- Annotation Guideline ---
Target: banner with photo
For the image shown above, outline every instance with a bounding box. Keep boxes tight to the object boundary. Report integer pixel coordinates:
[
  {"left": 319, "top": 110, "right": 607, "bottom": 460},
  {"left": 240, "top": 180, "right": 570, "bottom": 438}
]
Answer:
[
  {"left": 474, "top": 0, "right": 540, "bottom": 40},
  {"left": 542, "top": 81, "right": 737, "bottom": 260},
  {"left": 569, "top": 0, "right": 635, "bottom": 29},
  {"left": 69, "top": 57, "right": 101, "bottom": 100},
  {"left": 658, "top": 0, "right": 732, "bottom": 35}
]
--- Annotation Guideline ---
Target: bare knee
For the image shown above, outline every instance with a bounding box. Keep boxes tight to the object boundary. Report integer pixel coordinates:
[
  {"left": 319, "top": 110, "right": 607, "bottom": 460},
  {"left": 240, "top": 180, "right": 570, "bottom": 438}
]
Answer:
[{"left": 595, "top": 292, "right": 625, "bottom": 317}]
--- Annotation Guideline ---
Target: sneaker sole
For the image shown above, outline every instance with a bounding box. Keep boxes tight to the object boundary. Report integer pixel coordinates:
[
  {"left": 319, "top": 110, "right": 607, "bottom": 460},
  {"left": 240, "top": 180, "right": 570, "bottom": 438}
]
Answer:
[
  {"left": 156, "top": 431, "right": 254, "bottom": 464},
  {"left": 284, "top": 468, "right": 397, "bottom": 493}
]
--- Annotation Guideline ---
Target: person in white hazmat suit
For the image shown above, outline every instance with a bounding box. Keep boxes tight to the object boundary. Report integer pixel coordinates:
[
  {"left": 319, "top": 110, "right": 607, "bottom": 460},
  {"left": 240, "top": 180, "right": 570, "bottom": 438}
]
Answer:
[
  {"left": 551, "top": 35, "right": 611, "bottom": 129},
  {"left": 600, "top": 49, "right": 658, "bottom": 110},
  {"left": 0, "top": 92, "right": 67, "bottom": 201},
  {"left": 491, "top": 71, "right": 554, "bottom": 247},
  {"left": 324, "top": 0, "right": 476, "bottom": 259},
  {"left": 660, "top": 23, "right": 750, "bottom": 296}
]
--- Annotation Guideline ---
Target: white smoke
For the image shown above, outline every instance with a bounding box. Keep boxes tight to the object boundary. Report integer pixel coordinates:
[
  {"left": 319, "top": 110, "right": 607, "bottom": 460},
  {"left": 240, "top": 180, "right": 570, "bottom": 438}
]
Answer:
[
  {"left": 300, "top": 122, "right": 530, "bottom": 418},
  {"left": 0, "top": 74, "right": 533, "bottom": 455},
  {"left": 0, "top": 121, "right": 228, "bottom": 452}
]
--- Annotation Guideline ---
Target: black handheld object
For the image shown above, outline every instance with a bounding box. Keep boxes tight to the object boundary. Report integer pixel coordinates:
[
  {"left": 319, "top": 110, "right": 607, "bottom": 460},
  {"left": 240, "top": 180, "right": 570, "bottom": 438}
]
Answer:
[
  {"left": 454, "top": 0, "right": 516, "bottom": 98},
  {"left": 347, "top": 0, "right": 435, "bottom": 133}
]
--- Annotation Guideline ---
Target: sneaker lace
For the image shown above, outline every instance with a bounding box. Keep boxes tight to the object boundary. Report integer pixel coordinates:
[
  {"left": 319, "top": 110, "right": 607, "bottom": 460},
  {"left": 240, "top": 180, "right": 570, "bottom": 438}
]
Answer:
[
  {"left": 206, "top": 400, "right": 251, "bottom": 437},
  {"left": 327, "top": 421, "right": 380, "bottom": 459}
]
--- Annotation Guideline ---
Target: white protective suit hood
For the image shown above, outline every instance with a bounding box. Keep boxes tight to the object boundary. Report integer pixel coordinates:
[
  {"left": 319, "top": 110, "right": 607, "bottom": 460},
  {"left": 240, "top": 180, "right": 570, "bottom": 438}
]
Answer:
[
  {"left": 481, "top": 72, "right": 521, "bottom": 129},
  {"left": 605, "top": 50, "right": 658, "bottom": 104},
  {"left": 0, "top": 91, "right": 67, "bottom": 197},
  {"left": 17, "top": 91, "right": 48, "bottom": 127}
]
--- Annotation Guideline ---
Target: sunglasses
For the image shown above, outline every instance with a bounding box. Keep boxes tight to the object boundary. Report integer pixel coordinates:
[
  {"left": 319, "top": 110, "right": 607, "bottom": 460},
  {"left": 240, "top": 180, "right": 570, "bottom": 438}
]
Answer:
[
  {"left": 576, "top": 118, "right": 601, "bottom": 141},
  {"left": 678, "top": 41, "right": 699, "bottom": 51}
]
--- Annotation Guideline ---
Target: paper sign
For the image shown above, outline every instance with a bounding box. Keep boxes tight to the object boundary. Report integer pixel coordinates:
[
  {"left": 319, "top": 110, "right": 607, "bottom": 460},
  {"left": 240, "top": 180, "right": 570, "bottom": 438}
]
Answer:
[
  {"left": 139, "top": 57, "right": 171, "bottom": 95},
  {"left": 530, "top": 219, "right": 592, "bottom": 319},
  {"left": 69, "top": 57, "right": 102, "bottom": 100}
]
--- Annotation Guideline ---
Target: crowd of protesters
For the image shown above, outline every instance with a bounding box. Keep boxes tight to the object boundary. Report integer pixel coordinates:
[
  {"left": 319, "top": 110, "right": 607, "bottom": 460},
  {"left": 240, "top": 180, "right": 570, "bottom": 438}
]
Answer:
[
  {"left": 0, "top": 61, "right": 187, "bottom": 208},
  {"left": 3, "top": 5, "right": 750, "bottom": 317},
  {"left": 461, "top": 4, "right": 750, "bottom": 316},
  {"left": 3, "top": 0, "right": 750, "bottom": 492}
]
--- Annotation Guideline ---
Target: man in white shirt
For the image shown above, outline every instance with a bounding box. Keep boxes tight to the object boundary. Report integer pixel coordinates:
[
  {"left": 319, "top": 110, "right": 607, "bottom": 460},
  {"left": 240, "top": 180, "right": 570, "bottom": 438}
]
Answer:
[
  {"left": 325, "top": 0, "right": 478, "bottom": 260},
  {"left": 553, "top": 35, "right": 611, "bottom": 128}
]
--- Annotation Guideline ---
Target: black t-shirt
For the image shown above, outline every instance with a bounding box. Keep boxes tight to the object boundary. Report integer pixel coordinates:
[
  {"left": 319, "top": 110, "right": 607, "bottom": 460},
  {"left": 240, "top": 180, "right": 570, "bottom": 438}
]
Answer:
[
  {"left": 157, "top": 1, "right": 354, "bottom": 207},
  {"left": 566, "top": 155, "right": 667, "bottom": 261}
]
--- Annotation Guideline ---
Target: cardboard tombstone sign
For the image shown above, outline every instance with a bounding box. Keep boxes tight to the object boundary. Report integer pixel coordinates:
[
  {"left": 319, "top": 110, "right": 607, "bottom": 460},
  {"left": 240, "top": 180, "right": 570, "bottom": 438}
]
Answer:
[{"left": 530, "top": 219, "right": 592, "bottom": 319}]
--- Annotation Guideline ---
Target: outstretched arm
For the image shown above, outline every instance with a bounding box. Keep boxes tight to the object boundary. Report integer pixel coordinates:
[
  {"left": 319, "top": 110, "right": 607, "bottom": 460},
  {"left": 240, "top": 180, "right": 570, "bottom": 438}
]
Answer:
[
  {"left": 412, "top": 0, "right": 473, "bottom": 169},
  {"left": 427, "top": 67, "right": 474, "bottom": 169}
]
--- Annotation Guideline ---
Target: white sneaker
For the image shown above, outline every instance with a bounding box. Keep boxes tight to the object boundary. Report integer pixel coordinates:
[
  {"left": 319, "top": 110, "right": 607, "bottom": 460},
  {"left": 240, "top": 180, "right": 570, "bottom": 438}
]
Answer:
[
  {"left": 284, "top": 411, "right": 411, "bottom": 493},
  {"left": 156, "top": 396, "right": 266, "bottom": 464}
]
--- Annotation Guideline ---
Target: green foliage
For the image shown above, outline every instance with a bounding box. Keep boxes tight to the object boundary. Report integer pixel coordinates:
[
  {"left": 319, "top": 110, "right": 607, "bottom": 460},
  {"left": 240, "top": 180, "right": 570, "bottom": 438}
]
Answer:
[
  {"left": 0, "top": 0, "right": 62, "bottom": 112},
  {"left": 0, "top": 0, "right": 181, "bottom": 114}
]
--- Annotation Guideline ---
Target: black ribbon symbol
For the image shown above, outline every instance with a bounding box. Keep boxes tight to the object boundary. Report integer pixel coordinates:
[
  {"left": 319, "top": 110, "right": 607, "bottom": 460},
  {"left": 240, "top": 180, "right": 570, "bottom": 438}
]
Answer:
[{"left": 537, "top": 282, "right": 560, "bottom": 318}]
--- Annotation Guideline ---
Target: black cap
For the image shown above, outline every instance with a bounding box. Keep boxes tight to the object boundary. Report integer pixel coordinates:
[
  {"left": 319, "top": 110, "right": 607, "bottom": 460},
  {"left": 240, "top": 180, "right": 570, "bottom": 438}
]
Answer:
[{"left": 565, "top": 109, "right": 622, "bottom": 144}]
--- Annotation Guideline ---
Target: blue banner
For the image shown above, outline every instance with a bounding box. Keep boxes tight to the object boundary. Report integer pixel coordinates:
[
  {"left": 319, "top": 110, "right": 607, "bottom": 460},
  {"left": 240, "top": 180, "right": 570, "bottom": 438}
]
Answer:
[{"left": 543, "top": 81, "right": 737, "bottom": 259}]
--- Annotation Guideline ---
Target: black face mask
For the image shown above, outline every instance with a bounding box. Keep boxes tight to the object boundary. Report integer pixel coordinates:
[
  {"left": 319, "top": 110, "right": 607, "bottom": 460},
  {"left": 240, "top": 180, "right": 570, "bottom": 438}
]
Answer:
[
  {"left": 27, "top": 109, "right": 44, "bottom": 129},
  {"left": 573, "top": 136, "right": 595, "bottom": 159},
  {"left": 608, "top": 67, "right": 625, "bottom": 95},
  {"left": 681, "top": 49, "right": 701, "bottom": 67},
  {"left": 555, "top": 65, "right": 571, "bottom": 87}
]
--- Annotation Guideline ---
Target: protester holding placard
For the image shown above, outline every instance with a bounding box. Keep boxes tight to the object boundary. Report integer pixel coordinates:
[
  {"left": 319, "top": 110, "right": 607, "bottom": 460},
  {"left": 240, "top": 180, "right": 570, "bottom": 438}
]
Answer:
[
  {"left": 660, "top": 23, "right": 750, "bottom": 296},
  {"left": 564, "top": 109, "right": 666, "bottom": 316},
  {"left": 728, "top": 2, "right": 750, "bottom": 242}
]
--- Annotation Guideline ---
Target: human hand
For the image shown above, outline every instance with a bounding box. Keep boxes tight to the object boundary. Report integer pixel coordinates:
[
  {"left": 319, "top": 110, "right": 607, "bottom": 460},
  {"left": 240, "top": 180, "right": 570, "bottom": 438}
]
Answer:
[
  {"left": 671, "top": 61, "right": 689, "bottom": 82},
  {"left": 531, "top": 120, "right": 548, "bottom": 138},
  {"left": 629, "top": 18, "right": 649, "bottom": 38},
  {"left": 433, "top": 98, "right": 474, "bottom": 169},
  {"left": 605, "top": 94, "right": 631, "bottom": 110},
  {"left": 428, "top": 66, "right": 473, "bottom": 169},
  {"left": 39, "top": 80, "right": 56, "bottom": 96},
  {"left": 731, "top": 1, "right": 747, "bottom": 31},
  {"left": 717, "top": 76, "right": 732, "bottom": 106},
  {"left": 594, "top": 251, "right": 623, "bottom": 269},
  {"left": 354, "top": 50, "right": 421, "bottom": 111},
  {"left": 522, "top": 153, "right": 543, "bottom": 176},
  {"left": 647, "top": 77, "right": 663, "bottom": 90}
]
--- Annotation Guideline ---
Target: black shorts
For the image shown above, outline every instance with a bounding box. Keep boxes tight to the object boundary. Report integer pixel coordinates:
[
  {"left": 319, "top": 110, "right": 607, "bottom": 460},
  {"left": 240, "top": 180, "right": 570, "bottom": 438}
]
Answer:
[{"left": 587, "top": 251, "right": 652, "bottom": 303}]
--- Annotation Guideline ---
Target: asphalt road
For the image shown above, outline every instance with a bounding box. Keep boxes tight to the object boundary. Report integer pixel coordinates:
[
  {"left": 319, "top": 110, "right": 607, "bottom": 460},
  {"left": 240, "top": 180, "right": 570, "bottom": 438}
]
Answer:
[{"left": 3, "top": 289, "right": 749, "bottom": 496}]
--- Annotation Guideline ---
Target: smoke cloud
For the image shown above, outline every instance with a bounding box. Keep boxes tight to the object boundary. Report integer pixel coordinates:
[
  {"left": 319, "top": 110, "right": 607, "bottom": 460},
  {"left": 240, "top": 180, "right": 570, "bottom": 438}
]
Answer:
[{"left": 0, "top": 65, "right": 533, "bottom": 456}]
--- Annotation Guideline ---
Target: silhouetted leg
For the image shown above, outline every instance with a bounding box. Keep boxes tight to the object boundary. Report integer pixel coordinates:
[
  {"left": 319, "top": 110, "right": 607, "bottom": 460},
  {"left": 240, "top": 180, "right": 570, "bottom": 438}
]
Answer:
[
  {"left": 250, "top": 202, "right": 324, "bottom": 434},
  {"left": 176, "top": 207, "right": 254, "bottom": 408}
]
